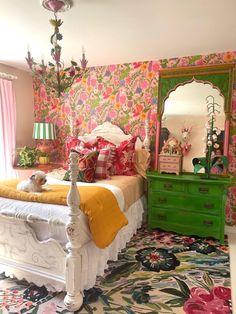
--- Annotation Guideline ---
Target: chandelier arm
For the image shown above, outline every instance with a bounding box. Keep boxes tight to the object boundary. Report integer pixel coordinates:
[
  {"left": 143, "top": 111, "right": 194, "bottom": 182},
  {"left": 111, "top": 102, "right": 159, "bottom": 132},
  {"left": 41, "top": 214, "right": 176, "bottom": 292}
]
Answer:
[{"left": 26, "top": 1, "right": 88, "bottom": 97}]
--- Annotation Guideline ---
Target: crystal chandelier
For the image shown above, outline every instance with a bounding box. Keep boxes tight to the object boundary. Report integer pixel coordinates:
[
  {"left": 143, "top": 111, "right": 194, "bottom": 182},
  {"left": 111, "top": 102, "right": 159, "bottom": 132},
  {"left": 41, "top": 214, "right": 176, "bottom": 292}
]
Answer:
[{"left": 25, "top": 0, "right": 88, "bottom": 97}]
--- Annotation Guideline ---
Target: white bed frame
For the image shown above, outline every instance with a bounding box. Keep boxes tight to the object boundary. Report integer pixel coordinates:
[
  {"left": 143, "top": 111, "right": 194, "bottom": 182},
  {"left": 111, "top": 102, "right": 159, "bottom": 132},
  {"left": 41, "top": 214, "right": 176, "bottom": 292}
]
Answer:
[{"left": 0, "top": 121, "right": 150, "bottom": 311}]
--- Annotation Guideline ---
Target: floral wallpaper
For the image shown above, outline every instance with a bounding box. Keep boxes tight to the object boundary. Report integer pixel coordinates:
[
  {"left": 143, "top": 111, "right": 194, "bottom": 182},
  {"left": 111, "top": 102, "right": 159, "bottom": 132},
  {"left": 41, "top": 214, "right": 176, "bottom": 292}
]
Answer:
[{"left": 33, "top": 50, "right": 236, "bottom": 225}]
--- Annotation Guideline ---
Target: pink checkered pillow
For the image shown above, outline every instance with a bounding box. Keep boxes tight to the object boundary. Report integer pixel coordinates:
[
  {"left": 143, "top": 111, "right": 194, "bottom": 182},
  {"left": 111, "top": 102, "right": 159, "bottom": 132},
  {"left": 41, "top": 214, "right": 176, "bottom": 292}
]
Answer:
[
  {"left": 76, "top": 146, "right": 111, "bottom": 179},
  {"left": 97, "top": 136, "right": 116, "bottom": 174},
  {"left": 95, "top": 148, "right": 111, "bottom": 179}
]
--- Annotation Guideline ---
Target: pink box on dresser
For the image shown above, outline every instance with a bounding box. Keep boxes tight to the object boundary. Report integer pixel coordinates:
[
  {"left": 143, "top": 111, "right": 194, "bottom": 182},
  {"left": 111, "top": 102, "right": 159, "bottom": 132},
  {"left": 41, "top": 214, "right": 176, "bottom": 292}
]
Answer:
[{"left": 158, "top": 154, "right": 182, "bottom": 175}]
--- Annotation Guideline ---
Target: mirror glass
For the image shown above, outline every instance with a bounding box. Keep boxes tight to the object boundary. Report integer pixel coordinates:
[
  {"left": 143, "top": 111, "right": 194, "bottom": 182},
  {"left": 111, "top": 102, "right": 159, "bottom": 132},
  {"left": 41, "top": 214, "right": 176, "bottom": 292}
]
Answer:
[{"left": 161, "top": 81, "right": 225, "bottom": 172}]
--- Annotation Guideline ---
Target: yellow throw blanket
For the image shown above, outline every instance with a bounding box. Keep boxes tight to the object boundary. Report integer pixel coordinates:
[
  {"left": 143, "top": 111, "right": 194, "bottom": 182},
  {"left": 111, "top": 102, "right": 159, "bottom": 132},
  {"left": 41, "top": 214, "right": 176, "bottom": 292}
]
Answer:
[{"left": 0, "top": 179, "right": 128, "bottom": 249}]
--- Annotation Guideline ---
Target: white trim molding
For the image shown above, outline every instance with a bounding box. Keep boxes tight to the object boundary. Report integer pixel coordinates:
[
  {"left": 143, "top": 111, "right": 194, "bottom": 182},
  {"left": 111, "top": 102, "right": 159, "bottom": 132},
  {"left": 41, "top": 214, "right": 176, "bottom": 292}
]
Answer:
[{"left": 0, "top": 72, "right": 18, "bottom": 80}]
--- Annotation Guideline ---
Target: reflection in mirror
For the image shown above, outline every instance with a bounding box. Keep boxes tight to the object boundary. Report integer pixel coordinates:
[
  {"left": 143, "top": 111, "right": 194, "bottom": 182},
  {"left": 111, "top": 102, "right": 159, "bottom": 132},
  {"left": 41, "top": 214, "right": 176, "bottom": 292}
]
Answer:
[{"left": 162, "top": 81, "right": 224, "bottom": 172}]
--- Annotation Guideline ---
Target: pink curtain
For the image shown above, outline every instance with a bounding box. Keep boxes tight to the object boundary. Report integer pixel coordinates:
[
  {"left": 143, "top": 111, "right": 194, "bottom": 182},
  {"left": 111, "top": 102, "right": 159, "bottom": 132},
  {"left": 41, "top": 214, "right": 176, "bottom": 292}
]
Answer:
[{"left": 0, "top": 78, "right": 17, "bottom": 178}]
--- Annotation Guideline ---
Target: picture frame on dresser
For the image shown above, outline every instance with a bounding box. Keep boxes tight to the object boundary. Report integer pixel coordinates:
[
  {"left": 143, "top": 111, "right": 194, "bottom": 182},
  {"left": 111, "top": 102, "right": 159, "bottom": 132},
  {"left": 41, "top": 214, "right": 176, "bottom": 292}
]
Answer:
[{"left": 147, "top": 64, "right": 234, "bottom": 243}]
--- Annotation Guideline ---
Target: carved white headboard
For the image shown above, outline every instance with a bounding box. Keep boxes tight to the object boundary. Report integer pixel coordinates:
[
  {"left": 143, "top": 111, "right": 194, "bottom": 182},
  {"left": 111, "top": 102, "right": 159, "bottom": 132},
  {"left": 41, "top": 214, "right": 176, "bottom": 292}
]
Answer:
[{"left": 78, "top": 120, "right": 150, "bottom": 150}]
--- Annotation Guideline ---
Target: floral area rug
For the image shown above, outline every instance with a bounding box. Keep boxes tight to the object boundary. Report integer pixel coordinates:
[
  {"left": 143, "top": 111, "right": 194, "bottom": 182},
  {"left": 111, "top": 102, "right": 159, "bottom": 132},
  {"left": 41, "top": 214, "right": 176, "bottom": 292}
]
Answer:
[{"left": 0, "top": 227, "right": 232, "bottom": 314}]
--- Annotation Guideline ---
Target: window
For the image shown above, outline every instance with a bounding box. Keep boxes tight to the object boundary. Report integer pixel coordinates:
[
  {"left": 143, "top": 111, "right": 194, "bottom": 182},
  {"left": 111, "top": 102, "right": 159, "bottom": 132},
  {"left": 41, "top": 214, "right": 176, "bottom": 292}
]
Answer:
[{"left": 0, "top": 78, "right": 17, "bottom": 178}]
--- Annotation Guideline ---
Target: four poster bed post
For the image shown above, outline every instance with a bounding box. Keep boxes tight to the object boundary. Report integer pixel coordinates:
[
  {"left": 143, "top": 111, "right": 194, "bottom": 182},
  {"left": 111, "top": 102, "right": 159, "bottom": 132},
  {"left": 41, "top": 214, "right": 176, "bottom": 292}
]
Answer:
[{"left": 65, "top": 152, "right": 84, "bottom": 310}]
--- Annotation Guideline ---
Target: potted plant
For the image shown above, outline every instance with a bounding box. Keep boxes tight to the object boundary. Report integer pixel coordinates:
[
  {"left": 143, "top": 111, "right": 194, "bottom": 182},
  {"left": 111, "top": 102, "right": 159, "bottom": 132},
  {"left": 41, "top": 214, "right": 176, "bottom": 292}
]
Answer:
[
  {"left": 193, "top": 95, "right": 228, "bottom": 178},
  {"left": 38, "top": 151, "right": 50, "bottom": 165},
  {"left": 16, "top": 146, "right": 39, "bottom": 168}
]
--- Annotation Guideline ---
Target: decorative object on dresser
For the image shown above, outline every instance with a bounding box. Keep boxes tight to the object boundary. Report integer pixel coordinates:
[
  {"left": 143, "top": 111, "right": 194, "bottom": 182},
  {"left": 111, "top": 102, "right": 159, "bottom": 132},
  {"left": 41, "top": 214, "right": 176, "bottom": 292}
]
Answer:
[
  {"left": 158, "top": 136, "right": 182, "bottom": 175},
  {"left": 193, "top": 95, "right": 228, "bottom": 177},
  {"left": 147, "top": 172, "right": 232, "bottom": 244},
  {"left": 38, "top": 151, "right": 50, "bottom": 165},
  {"left": 181, "top": 126, "right": 192, "bottom": 156}
]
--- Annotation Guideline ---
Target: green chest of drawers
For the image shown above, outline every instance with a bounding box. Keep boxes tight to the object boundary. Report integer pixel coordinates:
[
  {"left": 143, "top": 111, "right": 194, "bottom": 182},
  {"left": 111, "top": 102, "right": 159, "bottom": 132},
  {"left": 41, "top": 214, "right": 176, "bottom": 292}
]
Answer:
[{"left": 146, "top": 172, "right": 231, "bottom": 244}]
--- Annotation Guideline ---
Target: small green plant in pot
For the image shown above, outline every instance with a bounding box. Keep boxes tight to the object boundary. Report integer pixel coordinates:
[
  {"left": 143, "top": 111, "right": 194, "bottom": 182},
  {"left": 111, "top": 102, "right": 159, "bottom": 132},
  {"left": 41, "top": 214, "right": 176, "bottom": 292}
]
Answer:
[
  {"left": 38, "top": 151, "right": 50, "bottom": 165},
  {"left": 17, "top": 146, "right": 39, "bottom": 167}
]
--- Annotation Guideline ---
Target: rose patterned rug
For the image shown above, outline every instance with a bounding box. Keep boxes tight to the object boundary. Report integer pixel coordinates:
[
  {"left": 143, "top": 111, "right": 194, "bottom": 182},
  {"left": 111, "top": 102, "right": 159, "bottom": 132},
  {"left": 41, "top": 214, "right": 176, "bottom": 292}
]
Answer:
[{"left": 0, "top": 227, "right": 232, "bottom": 314}]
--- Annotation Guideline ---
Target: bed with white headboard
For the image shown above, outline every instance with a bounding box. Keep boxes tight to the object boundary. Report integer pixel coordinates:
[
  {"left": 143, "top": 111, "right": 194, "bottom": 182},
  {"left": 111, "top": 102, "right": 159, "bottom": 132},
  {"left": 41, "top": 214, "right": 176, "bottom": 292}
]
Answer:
[{"left": 0, "top": 121, "right": 150, "bottom": 311}]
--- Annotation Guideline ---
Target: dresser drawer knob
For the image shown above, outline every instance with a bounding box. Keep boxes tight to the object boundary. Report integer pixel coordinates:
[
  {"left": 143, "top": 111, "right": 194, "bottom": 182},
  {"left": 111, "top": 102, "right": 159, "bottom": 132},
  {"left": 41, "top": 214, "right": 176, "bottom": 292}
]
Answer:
[
  {"left": 158, "top": 197, "right": 167, "bottom": 204},
  {"left": 164, "top": 183, "right": 173, "bottom": 190},
  {"left": 199, "top": 187, "right": 209, "bottom": 194},
  {"left": 204, "top": 203, "right": 214, "bottom": 209},
  {"left": 203, "top": 220, "right": 213, "bottom": 225},
  {"left": 157, "top": 214, "right": 167, "bottom": 220}
]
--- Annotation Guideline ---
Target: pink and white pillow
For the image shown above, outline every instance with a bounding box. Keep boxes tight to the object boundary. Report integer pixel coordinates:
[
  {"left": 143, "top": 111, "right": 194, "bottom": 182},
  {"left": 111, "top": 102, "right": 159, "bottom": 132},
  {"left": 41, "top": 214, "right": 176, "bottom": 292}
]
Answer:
[
  {"left": 95, "top": 147, "right": 111, "bottom": 179},
  {"left": 96, "top": 137, "right": 116, "bottom": 172},
  {"left": 75, "top": 145, "right": 111, "bottom": 180},
  {"left": 113, "top": 136, "right": 137, "bottom": 176}
]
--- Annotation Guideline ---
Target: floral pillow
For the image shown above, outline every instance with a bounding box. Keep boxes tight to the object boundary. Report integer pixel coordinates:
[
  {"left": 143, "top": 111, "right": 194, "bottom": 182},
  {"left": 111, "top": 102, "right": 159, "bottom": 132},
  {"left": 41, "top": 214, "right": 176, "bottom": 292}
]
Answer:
[
  {"left": 65, "top": 136, "right": 98, "bottom": 161},
  {"left": 113, "top": 137, "right": 137, "bottom": 176},
  {"left": 75, "top": 146, "right": 111, "bottom": 180},
  {"left": 65, "top": 136, "right": 81, "bottom": 159},
  {"left": 63, "top": 150, "right": 99, "bottom": 183}
]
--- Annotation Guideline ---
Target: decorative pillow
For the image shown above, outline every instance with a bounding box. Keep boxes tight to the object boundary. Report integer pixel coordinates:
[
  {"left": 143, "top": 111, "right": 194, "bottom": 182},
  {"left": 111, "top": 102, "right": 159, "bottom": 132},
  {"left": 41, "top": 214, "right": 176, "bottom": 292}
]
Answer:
[
  {"left": 95, "top": 147, "right": 111, "bottom": 179},
  {"left": 113, "top": 137, "right": 137, "bottom": 176},
  {"left": 75, "top": 146, "right": 111, "bottom": 180},
  {"left": 79, "top": 138, "right": 98, "bottom": 150},
  {"left": 63, "top": 150, "right": 99, "bottom": 183},
  {"left": 65, "top": 136, "right": 81, "bottom": 159},
  {"left": 97, "top": 136, "right": 117, "bottom": 173},
  {"left": 134, "top": 149, "right": 151, "bottom": 178}
]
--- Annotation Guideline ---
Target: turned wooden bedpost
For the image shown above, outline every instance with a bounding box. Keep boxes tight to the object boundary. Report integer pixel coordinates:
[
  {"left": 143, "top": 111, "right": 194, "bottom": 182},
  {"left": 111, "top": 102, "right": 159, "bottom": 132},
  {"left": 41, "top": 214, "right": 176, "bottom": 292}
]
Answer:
[
  {"left": 143, "top": 118, "right": 150, "bottom": 151},
  {"left": 64, "top": 151, "right": 83, "bottom": 311}
]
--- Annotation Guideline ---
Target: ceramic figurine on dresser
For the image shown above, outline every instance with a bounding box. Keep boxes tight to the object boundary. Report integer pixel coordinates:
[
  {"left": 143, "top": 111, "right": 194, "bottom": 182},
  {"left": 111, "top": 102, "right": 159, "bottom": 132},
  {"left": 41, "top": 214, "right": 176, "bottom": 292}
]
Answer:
[
  {"left": 148, "top": 64, "right": 234, "bottom": 244},
  {"left": 158, "top": 136, "right": 182, "bottom": 175}
]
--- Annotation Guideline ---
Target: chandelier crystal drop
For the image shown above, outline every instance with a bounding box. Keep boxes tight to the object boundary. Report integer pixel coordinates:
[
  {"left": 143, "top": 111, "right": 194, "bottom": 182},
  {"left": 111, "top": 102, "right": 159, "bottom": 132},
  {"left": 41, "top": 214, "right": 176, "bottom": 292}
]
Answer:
[{"left": 26, "top": 0, "right": 88, "bottom": 97}]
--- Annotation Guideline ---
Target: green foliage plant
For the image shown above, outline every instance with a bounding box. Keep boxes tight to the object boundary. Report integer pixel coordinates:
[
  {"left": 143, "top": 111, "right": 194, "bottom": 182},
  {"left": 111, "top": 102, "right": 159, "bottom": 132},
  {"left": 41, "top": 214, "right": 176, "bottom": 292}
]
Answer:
[{"left": 17, "top": 146, "right": 39, "bottom": 168}]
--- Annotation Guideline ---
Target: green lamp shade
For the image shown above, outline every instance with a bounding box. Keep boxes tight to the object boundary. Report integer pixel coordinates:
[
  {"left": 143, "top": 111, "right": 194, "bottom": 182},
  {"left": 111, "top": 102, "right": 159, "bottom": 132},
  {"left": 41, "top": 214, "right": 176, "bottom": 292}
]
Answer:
[{"left": 32, "top": 122, "right": 56, "bottom": 140}]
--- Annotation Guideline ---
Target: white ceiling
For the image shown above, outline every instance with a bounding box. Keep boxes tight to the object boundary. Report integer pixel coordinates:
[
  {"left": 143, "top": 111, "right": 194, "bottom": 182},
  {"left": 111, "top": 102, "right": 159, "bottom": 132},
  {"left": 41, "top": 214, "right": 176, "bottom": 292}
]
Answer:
[{"left": 0, "top": 0, "right": 236, "bottom": 71}]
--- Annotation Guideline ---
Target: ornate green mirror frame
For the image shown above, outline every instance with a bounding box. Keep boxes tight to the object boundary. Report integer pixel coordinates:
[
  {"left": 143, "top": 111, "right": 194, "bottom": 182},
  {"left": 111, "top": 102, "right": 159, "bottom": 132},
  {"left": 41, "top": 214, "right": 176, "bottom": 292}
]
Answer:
[{"left": 155, "top": 64, "right": 235, "bottom": 170}]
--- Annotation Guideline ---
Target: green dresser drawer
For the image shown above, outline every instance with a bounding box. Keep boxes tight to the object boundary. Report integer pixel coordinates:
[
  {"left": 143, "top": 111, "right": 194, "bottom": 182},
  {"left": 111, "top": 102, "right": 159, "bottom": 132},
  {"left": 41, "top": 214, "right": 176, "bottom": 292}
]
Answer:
[
  {"left": 146, "top": 172, "right": 231, "bottom": 244},
  {"left": 187, "top": 182, "right": 224, "bottom": 196},
  {"left": 150, "top": 192, "right": 185, "bottom": 209},
  {"left": 149, "top": 179, "right": 184, "bottom": 193},
  {"left": 148, "top": 208, "right": 221, "bottom": 238},
  {"left": 150, "top": 193, "right": 221, "bottom": 214}
]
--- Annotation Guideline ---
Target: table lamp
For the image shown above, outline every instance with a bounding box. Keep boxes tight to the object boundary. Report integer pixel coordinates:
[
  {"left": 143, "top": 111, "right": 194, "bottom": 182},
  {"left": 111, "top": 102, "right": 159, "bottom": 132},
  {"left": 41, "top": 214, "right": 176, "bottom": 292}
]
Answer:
[{"left": 32, "top": 122, "right": 56, "bottom": 163}]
